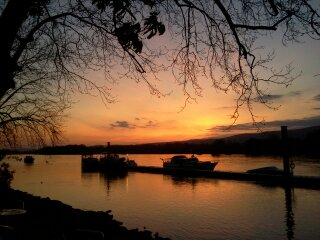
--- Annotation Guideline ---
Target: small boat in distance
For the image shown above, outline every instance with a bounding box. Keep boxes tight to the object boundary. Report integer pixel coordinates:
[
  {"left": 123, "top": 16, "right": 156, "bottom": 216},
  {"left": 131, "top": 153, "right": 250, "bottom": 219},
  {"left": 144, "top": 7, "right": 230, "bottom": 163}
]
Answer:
[
  {"left": 247, "top": 166, "right": 284, "bottom": 175},
  {"left": 162, "top": 155, "right": 218, "bottom": 171},
  {"left": 24, "top": 155, "right": 34, "bottom": 164}
]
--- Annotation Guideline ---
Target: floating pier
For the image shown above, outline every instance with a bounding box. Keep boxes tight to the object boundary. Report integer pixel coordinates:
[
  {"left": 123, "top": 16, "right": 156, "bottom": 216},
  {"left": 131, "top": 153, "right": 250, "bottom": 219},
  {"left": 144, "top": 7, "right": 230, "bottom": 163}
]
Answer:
[{"left": 127, "top": 165, "right": 320, "bottom": 189}]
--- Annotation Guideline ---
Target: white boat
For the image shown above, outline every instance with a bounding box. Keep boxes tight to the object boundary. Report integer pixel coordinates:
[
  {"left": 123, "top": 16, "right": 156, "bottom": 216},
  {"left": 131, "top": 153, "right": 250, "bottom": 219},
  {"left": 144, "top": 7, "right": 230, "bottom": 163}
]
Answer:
[{"left": 162, "top": 155, "right": 218, "bottom": 171}]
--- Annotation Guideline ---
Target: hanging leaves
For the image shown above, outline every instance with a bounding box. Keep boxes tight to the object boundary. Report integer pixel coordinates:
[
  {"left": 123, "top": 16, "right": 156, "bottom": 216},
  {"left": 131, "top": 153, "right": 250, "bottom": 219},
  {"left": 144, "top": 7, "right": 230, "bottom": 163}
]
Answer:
[
  {"left": 143, "top": 11, "right": 165, "bottom": 39},
  {"left": 92, "top": 1, "right": 165, "bottom": 52},
  {"left": 115, "top": 22, "right": 143, "bottom": 53}
]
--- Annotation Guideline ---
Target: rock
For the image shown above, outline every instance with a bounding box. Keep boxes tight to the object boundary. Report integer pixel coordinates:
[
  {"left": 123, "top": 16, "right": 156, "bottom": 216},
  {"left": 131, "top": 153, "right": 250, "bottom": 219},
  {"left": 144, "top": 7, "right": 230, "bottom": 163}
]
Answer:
[{"left": 0, "top": 188, "right": 170, "bottom": 240}]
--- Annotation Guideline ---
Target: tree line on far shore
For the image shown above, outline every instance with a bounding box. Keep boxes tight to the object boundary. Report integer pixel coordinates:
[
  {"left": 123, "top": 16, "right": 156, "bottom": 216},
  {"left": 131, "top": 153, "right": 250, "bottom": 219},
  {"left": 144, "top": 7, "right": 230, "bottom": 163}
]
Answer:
[{"left": 2, "top": 128, "right": 319, "bottom": 158}]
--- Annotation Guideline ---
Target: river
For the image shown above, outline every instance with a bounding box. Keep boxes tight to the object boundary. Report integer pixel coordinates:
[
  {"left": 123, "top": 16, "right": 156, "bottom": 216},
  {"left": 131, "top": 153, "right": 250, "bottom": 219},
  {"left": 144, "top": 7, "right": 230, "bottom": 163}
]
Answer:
[{"left": 4, "top": 154, "right": 320, "bottom": 240}]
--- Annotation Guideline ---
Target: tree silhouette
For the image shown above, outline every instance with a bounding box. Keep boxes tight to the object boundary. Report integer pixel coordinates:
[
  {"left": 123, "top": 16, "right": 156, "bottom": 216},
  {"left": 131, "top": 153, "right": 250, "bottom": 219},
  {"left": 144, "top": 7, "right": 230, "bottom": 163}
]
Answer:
[{"left": 0, "top": 0, "right": 319, "bottom": 146}]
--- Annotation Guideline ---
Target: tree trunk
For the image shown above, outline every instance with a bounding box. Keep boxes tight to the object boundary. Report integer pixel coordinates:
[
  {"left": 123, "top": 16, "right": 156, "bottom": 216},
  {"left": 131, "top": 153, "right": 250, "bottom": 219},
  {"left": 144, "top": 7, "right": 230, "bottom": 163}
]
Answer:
[{"left": 0, "top": 0, "right": 34, "bottom": 99}]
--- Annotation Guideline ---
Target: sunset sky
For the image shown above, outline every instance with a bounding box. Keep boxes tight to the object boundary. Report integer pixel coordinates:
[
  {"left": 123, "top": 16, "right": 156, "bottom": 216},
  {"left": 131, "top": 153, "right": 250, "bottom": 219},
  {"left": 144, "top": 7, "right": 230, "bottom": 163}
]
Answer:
[{"left": 62, "top": 30, "right": 320, "bottom": 146}]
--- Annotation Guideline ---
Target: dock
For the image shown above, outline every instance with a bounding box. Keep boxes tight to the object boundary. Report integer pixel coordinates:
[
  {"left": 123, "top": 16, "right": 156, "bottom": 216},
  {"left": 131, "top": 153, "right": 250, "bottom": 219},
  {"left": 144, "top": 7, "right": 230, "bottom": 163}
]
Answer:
[
  {"left": 124, "top": 127, "right": 320, "bottom": 190},
  {"left": 127, "top": 165, "right": 320, "bottom": 189}
]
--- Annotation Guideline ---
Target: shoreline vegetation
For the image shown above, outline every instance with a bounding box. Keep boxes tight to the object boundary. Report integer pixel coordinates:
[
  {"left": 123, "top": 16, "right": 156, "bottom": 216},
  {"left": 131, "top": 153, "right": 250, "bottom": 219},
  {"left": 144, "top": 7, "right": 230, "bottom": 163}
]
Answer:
[
  {"left": 2, "top": 126, "right": 319, "bottom": 158},
  {"left": 0, "top": 188, "right": 170, "bottom": 240}
]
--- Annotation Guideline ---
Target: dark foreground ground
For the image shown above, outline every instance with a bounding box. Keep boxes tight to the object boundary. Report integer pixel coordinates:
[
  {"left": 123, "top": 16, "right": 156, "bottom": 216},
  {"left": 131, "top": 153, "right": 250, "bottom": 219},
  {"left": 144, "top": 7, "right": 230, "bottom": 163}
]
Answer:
[{"left": 0, "top": 188, "right": 170, "bottom": 240}]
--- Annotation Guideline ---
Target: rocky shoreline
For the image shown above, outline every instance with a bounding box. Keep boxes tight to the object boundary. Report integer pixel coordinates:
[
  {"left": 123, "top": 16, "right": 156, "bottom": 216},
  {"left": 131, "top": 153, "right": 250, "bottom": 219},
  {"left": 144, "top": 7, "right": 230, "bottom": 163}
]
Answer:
[{"left": 0, "top": 188, "right": 170, "bottom": 240}]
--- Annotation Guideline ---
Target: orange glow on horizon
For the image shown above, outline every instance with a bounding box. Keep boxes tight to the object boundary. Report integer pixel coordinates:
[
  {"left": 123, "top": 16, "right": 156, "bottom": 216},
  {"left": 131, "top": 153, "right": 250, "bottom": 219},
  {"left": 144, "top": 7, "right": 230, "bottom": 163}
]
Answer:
[{"left": 59, "top": 35, "right": 320, "bottom": 146}]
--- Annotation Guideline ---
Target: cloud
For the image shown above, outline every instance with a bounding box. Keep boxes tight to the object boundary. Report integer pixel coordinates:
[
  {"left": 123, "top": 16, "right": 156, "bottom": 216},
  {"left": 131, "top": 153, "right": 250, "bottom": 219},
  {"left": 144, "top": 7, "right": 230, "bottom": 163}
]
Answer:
[
  {"left": 257, "top": 94, "right": 283, "bottom": 101},
  {"left": 287, "top": 91, "right": 301, "bottom": 97},
  {"left": 110, "top": 118, "right": 158, "bottom": 129},
  {"left": 141, "top": 120, "right": 157, "bottom": 128},
  {"left": 312, "top": 94, "right": 320, "bottom": 101},
  {"left": 263, "top": 116, "right": 320, "bottom": 128},
  {"left": 208, "top": 116, "right": 320, "bottom": 133},
  {"left": 208, "top": 122, "right": 262, "bottom": 132},
  {"left": 110, "top": 121, "right": 136, "bottom": 129},
  {"left": 213, "top": 106, "right": 236, "bottom": 110},
  {"left": 215, "top": 92, "right": 302, "bottom": 111},
  {"left": 255, "top": 91, "right": 302, "bottom": 102}
]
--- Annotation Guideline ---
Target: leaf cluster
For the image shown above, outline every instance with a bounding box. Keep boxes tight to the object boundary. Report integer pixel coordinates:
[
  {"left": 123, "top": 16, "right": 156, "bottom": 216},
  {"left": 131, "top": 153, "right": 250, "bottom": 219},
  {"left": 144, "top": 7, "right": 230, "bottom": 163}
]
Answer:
[
  {"left": 143, "top": 11, "right": 165, "bottom": 39},
  {"left": 92, "top": 0, "right": 165, "bottom": 53},
  {"left": 115, "top": 22, "right": 143, "bottom": 53}
]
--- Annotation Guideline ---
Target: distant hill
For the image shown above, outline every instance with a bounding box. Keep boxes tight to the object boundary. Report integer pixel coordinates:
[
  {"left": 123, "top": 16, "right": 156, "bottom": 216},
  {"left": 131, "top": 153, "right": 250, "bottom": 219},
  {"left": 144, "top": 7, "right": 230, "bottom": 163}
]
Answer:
[
  {"left": 222, "top": 125, "right": 320, "bottom": 143},
  {"left": 120, "top": 125, "right": 320, "bottom": 156},
  {"left": 159, "top": 125, "right": 320, "bottom": 144},
  {"left": 14, "top": 125, "right": 319, "bottom": 157}
]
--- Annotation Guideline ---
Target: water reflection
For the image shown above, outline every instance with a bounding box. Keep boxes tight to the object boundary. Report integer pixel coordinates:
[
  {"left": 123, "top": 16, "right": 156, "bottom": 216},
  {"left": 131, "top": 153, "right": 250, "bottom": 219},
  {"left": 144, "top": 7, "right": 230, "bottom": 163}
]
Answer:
[
  {"left": 285, "top": 186, "right": 295, "bottom": 240},
  {"left": 163, "top": 175, "right": 220, "bottom": 190},
  {"left": 81, "top": 171, "right": 129, "bottom": 196},
  {"left": 10, "top": 154, "right": 319, "bottom": 240},
  {"left": 99, "top": 171, "right": 128, "bottom": 195},
  {"left": 81, "top": 172, "right": 99, "bottom": 181},
  {"left": 253, "top": 181, "right": 296, "bottom": 240},
  {"left": 165, "top": 174, "right": 297, "bottom": 240},
  {"left": 165, "top": 175, "right": 199, "bottom": 188}
]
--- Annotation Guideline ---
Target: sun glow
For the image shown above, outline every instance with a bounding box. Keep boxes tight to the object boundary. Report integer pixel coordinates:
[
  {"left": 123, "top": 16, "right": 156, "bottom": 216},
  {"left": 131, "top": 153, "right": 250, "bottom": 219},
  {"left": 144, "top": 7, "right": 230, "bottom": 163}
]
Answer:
[{"left": 59, "top": 34, "right": 320, "bottom": 146}]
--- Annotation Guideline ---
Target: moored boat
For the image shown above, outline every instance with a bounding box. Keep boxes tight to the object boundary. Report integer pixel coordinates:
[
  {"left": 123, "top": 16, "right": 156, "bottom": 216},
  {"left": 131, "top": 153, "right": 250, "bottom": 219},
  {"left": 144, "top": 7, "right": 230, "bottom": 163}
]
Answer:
[
  {"left": 24, "top": 155, "right": 34, "bottom": 164},
  {"left": 81, "top": 155, "right": 100, "bottom": 172},
  {"left": 81, "top": 153, "right": 137, "bottom": 172},
  {"left": 162, "top": 155, "right": 218, "bottom": 171},
  {"left": 246, "top": 166, "right": 284, "bottom": 175},
  {"left": 100, "top": 153, "right": 128, "bottom": 171}
]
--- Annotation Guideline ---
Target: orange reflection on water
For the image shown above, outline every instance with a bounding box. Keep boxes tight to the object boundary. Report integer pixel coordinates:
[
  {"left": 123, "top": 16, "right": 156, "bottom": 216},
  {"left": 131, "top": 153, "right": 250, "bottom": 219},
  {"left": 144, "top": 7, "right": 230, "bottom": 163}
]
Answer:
[{"left": 7, "top": 154, "right": 320, "bottom": 240}]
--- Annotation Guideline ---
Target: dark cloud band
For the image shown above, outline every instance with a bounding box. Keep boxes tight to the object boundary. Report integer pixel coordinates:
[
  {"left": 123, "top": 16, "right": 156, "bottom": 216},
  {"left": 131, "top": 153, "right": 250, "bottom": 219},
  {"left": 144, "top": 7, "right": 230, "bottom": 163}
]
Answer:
[{"left": 208, "top": 116, "right": 320, "bottom": 132}]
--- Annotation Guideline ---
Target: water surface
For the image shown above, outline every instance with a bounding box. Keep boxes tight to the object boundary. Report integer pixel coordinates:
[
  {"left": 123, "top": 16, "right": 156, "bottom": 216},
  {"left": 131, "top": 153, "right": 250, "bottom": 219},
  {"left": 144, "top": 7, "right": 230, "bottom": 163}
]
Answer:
[{"left": 5, "top": 154, "right": 320, "bottom": 240}]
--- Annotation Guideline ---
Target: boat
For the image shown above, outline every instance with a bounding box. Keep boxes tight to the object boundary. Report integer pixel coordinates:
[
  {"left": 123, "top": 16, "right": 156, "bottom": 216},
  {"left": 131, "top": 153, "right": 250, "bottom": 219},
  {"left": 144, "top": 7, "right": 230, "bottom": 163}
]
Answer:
[
  {"left": 81, "top": 155, "right": 100, "bottom": 172},
  {"left": 127, "top": 159, "right": 138, "bottom": 167},
  {"left": 162, "top": 155, "right": 218, "bottom": 171},
  {"left": 246, "top": 166, "right": 284, "bottom": 175},
  {"left": 24, "top": 155, "right": 34, "bottom": 164},
  {"left": 81, "top": 153, "right": 137, "bottom": 172},
  {"left": 100, "top": 153, "right": 128, "bottom": 171}
]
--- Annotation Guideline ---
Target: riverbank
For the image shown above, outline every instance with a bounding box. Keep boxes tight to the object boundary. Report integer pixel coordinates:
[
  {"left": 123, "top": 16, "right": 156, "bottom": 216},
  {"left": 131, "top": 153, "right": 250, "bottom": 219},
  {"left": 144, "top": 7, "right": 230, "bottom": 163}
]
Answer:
[{"left": 0, "top": 188, "right": 170, "bottom": 240}]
